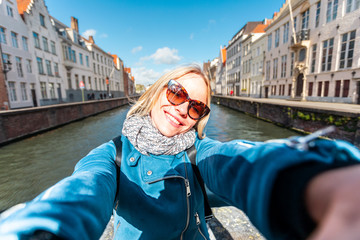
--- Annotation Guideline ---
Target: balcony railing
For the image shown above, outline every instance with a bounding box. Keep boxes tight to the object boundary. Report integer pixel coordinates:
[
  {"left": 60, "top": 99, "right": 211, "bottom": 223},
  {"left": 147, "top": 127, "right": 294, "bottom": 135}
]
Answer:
[{"left": 291, "top": 29, "right": 310, "bottom": 45}]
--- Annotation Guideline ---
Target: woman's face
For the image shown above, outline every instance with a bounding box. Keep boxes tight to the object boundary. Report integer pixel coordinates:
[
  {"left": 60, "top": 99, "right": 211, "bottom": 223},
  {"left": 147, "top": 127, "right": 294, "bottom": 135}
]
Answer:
[{"left": 150, "top": 73, "right": 208, "bottom": 137}]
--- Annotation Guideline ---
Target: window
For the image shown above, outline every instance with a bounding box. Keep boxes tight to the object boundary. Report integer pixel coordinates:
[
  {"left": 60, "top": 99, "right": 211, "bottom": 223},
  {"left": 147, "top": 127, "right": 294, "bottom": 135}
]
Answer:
[
  {"left": 267, "top": 34, "right": 272, "bottom": 51},
  {"left": 67, "top": 72, "right": 72, "bottom": 89},
  {"left": 26, "top": 59, "right": 32, "bottom": 73},
  {"left": 40, "top": 14, "right": 46, "bottom": 27},
  {"left": 21, "top": 83, "right": 28, "bottom": 101},
  {"left": 88, "top": 76, "right": 92, "bottom": 89},
  {"left": 311, "top": 44, "right": 317, "bottom": 73},
  {"left": 321, "top": 38, "right": 334, "bottom": 71},
  {"left": 37, "top": 57, "right": 44, "bottom": 74},
  {"left": 273, "top": 58, "right": 278, "bottom": 79},
  {"left": 326, "top": 0, "right": 338, "bottom": 23},
  {"left": 33, "top": 32, "right": 40, "bottom": 48},
  {"left": 42, "top": 37, "right": 49, "bottom": 52},
  {"left": 0, "top": 27, "right": 6, "bottom": 44},
  {"left": 318, "top": 82, "right": 323, "bottom": 96},
  {"left": 79, "top": 53, "right": 83, "bottom": 65},
  {"left": 265, "top": 61, "right": 270, "bottom": 80},
  {"left": 40, "top": 82, "right": 47, "bottom": 98},
  {"left": 293, "top": 17, "right": 297, "bottom": 32},
  {"left": 54, "top": 63, "right": 59, "bottom": 77},
  {"left": 72, "top": 50, "right": 76, "bottom": 63},
  {"left": 50, "top": 41, "right": 56, "bottom": 54},
  {"left": 22, "top": 37, "right": 28, "bottom": 51},
  {"left": 290, "top": 52, "right": 295, "bottom": 76},
  {"left": 93, "top": 63, "right": 96, "bottom": 73},
  {"left": 343, "top": 80, "right": 350, "bottom": 97},
  {"left": 49, "top": 83, "right": 55, "bottom": 98},
  {"left": 281, "top": 55, "right": 287, "bottom": 78},
  {"left": 288, "top": 84, "right": 292, "bottom": 96},
  {"left": 301, "top": 9, "right": 310, "bottom": 30},
  {"left": 11, "top": 32, "right": 18, "bottom": 48},
  {"left": 15, "top": 57, "right": 23, "bottom": 77},
  {"left": 324, "top": 81, "right": 329, "bottom": 97},
  {"left": 45, "top": 60, "right": 52, "bottom": 75},
  {"left": 346, "top": 0, "right": 360, "bottom": 13},
  {"left": 2, "top": 53, "right": 10, "bottom": 66},
  {"left": 86, "top": 56, "right": 89, "bottom": 67},
  {"left": 335, "top": 80, "right": 341, "bottom": 97},
  {"left": 75, "top": 74, "right": 79, "bottom": 89},
  {"left": 275, "top": 28, "right": 280, "bottom": 48},
  {"left": 8, "top": 82, "right": 17, "bottom": 101},
  {"left": 6, "top": 5, "right": 14, "bottom": 17},
  {"left": 283, "top": 22, "right": 289, "bottom": 43},
  {"left": 315, "top": 2, "right": 321, "bottom": 28},
  {"left": 339, "top": 30, "right": 356, "bottom": 69},
  {"left": 95, "top": 77, "right": 98, "bottom": 90},
  {"left": 308, "top": 82, "right": 313, "bottom": 96}
]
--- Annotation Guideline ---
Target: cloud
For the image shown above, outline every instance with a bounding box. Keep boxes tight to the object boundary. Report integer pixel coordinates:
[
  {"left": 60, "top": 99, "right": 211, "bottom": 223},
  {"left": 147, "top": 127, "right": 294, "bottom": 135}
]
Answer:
[
  {"left": 132, "top": 67, "right": 163, "bottom": 86},
  {"left": 99, "top": 33, "right": 108, "bottom": 38},
  {"left": 190, "top": 33, "right": 194, "bottom": 40},
  {"left": 82, "top": 29, "right": 96, "bottom": 38},
  {"left": 132, "top": 46, "right": 143, "bottom": 54},
  {"left": 140, "top": 47, "right": 182, "bottom": 65},
  {"left": 202, "top": 19, "right": 216, "bottom": 32}
]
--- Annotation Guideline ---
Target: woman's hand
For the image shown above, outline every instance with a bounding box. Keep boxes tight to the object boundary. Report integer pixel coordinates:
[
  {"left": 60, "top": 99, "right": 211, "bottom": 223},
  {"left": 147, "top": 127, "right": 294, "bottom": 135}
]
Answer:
[{"left": 306, "top": 165, "right": 360, "bottom": 240}]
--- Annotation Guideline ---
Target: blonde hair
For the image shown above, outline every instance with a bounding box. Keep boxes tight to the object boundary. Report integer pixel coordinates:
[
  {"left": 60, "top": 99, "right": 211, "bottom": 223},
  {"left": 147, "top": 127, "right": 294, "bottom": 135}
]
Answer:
[{"left": 127, "top": 65, "right": 211, "bottom": 139}]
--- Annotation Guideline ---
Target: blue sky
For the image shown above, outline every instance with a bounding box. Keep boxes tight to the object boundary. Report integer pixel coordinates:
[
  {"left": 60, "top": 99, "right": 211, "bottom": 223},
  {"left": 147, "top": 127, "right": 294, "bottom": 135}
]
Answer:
[{"left": 46, "top": 0, "right": 286, "bottom": 86}]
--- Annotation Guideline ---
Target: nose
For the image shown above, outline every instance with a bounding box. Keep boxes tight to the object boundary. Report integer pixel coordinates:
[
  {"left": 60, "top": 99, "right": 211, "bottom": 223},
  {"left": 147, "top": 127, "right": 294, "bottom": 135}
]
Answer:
[{"left": 175, "top": 102, "right": 189, "bottom": 118}]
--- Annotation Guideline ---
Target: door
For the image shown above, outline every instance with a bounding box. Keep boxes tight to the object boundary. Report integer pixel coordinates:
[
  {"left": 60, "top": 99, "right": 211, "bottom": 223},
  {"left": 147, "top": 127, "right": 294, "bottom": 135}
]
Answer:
[
  {"left": 265, "top": 87, "right": 269, "bottom": 98},
  {"left": 31, "top": 89, "right": 37, "bottom": 107},
  {"left": 357, "top": 81, "right": 360, "bottom": 104},
  {"left": 296, "top": 74, "right": 304, "bottom": 97}
]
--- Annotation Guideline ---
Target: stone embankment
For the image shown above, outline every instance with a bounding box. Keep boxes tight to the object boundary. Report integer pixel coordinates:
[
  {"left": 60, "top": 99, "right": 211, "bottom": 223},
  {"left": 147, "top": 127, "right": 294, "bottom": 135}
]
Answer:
[
  {"left": 212, "top": 95, "right": 360, "bottom": 148},
  {"left": 0, "top": 97, "right": 133, "bottom": 146}
]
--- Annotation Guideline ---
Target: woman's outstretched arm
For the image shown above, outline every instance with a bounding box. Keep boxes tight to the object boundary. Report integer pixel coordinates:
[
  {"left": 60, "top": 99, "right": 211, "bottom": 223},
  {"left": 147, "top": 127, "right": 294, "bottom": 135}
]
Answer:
[{"left": 0, "top": 141, "right": 118, "bottom": 240}]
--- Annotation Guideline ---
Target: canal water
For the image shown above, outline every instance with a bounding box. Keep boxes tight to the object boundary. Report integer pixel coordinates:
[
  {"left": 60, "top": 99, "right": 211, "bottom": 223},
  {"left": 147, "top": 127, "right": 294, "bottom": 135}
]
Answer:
[{"left": 0, "top": 103, "right": 299, "bottom": 211}]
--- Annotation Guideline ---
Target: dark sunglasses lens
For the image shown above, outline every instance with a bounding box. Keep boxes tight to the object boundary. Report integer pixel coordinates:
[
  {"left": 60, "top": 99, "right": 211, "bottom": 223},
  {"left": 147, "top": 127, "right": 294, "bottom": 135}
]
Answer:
[
  {"left": 189, "top": 101, "right": 207, "bottom": 120},
  {"left": 167, "top": 85, "right": 187, "bottom": 105}
]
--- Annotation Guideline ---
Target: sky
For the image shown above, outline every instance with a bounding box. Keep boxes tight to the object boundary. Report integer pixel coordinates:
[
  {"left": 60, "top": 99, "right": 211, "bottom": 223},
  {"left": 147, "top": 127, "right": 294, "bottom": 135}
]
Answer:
[{"left": 46, "top": 0, "right": 286, "bottom": 86}]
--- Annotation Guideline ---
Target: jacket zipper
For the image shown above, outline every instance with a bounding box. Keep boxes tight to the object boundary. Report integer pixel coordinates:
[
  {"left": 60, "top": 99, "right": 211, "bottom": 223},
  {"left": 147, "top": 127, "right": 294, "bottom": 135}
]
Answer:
[
  {"left": 195, "top": 212, "right": 206, "bottom": 239},
  {"left": 146, "top": 157, "right": 191, "bottom": 240}
]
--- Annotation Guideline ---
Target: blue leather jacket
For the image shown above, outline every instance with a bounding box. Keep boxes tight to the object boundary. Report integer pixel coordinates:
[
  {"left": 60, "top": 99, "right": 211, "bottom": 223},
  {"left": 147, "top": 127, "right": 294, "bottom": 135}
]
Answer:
[{"left": 0, "top": 135, "right": 359, "bottom": 239}]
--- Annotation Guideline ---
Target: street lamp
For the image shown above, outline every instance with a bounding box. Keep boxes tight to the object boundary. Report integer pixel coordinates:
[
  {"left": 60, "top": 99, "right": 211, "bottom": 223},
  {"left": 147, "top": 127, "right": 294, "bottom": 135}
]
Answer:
[{"left": 2, "top": 60, "right": 12, "bottom": 77}]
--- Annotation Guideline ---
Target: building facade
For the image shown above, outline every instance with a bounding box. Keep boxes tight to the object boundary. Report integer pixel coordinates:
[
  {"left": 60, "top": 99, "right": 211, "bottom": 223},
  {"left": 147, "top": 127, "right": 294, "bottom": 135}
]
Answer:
[
  {"left": 1, "top": 0, "right": 36, "bottom": 109},
  {"left": 18, "top": 0, "right": 65, "bottom": 106},
  {"left": 250, "top": 34, "right": 266, "bottom": 98},
  {"left": 215, "top": 46, "right": 226, "bottom": 95},
  {"left": 264, "top": 0, "right": 360, "bottom": 103}
]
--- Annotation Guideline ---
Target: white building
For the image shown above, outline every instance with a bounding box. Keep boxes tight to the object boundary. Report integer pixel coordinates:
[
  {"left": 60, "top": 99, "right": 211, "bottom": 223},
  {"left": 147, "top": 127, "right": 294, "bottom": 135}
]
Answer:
[
  {"left": 0, "top": 0, "right": 36, "bottom": 109},
  {"left": 18, "top": 0, "right": 65, "bottom": 106},
  {"left": 250, "top": 34, "right": 267, "bottom": 98},
  {"left": 52, "top": 16, "right": 94, "bottom": 102},
  {"left": 83, "top": 36, "right": 119, "bottom": 99},
  {"left": 264, "top": 0, "right": 360, "bottom": 103},
  {"left": 110, "top": 54, "right": 125, "bottom": 98}
]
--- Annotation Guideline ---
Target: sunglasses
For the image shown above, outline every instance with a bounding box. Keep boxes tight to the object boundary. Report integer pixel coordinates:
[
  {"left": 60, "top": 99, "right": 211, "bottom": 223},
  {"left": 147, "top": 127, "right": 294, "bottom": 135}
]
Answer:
[{"left": 166, "top": 79, "right": 210, "bottom": 120}]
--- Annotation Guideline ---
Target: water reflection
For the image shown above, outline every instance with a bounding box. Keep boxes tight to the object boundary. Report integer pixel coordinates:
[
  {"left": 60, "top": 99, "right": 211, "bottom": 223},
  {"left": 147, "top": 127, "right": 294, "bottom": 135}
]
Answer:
[{"left": 0, "top": 103, "right": 299, "bottom": 210}]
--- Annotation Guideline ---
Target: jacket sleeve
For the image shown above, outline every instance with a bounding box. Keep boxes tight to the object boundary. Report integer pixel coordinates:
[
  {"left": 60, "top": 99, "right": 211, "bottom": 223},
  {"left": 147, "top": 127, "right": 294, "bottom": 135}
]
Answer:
[
  {"left": 0, "top": 141, "right": 118, "bottom": 240},
  {"left": 194, "top": 136, "right": 360, "bottom": 239}
]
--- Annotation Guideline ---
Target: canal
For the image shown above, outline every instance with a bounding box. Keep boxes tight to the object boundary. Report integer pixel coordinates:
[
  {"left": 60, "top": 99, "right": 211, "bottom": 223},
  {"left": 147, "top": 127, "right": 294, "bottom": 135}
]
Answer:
[{"left": 0, "top": 103, "right": 299, "bottom": 211}]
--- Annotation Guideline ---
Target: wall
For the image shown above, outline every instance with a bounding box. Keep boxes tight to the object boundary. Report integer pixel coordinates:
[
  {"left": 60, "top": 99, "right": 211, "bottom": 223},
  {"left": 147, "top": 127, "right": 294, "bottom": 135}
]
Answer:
[
  {"left": 0, "top": 97, "right": 130, "bottom": 145},
  {"left": 212, "top": 95, "right": 360, "bottom": 147}
]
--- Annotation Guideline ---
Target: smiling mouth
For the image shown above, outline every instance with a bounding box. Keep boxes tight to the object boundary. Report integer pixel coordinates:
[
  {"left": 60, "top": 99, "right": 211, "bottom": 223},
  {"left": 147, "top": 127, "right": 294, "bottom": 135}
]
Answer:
[{"left": 165, "top": 112, "right": 182, "bottom": 126}]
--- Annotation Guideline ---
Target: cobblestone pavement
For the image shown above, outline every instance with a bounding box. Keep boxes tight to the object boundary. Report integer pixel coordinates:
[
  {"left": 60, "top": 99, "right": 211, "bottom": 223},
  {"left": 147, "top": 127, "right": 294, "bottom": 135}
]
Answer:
[{"left": 100, "top": 206, "right": 265, "bottom": 240}]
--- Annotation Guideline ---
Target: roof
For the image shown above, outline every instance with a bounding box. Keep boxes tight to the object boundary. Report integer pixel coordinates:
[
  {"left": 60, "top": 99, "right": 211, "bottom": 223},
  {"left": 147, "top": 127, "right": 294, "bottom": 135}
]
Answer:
[{"left": 17, "top": 0, "right": 32, "bottom": 15}]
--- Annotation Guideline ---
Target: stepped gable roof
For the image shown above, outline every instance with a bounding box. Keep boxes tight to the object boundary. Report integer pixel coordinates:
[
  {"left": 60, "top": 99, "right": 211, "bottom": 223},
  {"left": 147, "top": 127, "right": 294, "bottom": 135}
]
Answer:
[{"left": 17, "top": 0, "right": 32, "bottom": 15}]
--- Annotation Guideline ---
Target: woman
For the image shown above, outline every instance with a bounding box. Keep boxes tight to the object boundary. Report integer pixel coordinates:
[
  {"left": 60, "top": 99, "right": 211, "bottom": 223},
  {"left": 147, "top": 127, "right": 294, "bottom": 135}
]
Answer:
[{"left": 1, "top": 65, "right": 360, "bottom": 240}]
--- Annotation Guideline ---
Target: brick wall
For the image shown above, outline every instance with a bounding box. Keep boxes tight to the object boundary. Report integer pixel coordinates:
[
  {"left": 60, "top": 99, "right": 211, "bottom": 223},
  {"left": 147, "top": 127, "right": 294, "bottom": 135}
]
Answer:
[
  {"left": 0, "top": 58, "right": 9, "bottom": 110},
  {"left": 0, "top": 97, "right": 130, "bottom": 145}
]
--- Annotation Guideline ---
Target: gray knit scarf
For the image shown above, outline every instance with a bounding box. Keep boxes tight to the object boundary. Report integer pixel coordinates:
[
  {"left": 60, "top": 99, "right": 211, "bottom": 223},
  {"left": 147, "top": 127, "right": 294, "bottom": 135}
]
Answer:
[{"left": 122, "top": 114, "right": 196, "bottom": 155}]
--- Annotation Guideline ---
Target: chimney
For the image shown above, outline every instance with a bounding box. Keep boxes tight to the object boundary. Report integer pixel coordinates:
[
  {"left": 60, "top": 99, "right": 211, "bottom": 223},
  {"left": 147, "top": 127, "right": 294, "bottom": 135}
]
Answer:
[
  {"left": 71, "top": 17, "right": 79, "bottom": 33},
  {"left": 89, "top": 35, "right": 95, "bottom": 44}
]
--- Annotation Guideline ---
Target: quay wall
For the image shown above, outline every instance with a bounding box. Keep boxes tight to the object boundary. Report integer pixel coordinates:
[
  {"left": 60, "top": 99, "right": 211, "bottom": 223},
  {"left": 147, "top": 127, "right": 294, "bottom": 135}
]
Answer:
[
  {"left": 212, "top": 95, "right": 360, "bottom": 147},
  {"left": 0, "top": 97, "right": 131, "bottom": 146}
]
